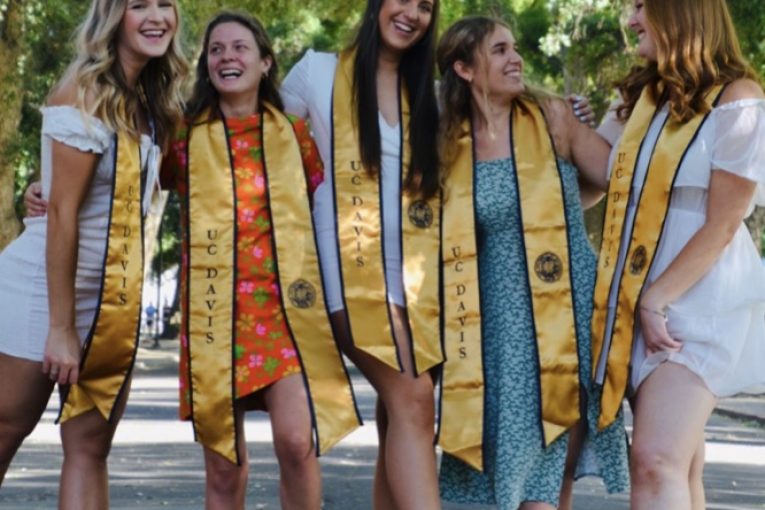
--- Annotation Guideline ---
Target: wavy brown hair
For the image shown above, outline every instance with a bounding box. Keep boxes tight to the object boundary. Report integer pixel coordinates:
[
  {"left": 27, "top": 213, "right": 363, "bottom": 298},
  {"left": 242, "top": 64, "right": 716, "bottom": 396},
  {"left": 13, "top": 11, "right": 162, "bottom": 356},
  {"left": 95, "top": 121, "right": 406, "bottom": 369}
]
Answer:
[
  {"left": 436, "top": 16, "right": 555, "bottom": 168},
  {"left": 616, "top": 0, "right": 757, "bottom": 123},
  {"left": 186, "top": 11, "right": 284, "bottom": 123},
  {"left": 53, "top": 0, "right": 189, "bottom": 148}
]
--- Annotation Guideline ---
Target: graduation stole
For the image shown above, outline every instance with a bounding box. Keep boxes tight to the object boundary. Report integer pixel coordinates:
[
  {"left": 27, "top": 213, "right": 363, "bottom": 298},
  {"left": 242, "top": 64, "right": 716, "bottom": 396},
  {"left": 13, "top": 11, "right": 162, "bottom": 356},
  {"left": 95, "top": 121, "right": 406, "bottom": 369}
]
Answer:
[
  {"left": 591, "top": 85, "right": 724, "bottom": 430},
  {"left": 331, "top": 49, "right": 442, "bottom": 374},
  {"left": 59, "top": 132, "right": 145, "bottom": 424},
  {"left": 185, "top": 103, "right": 361, "bottom": 464},
  {"left": 440, "top": 98, "right": 582, "bottom": 471}
]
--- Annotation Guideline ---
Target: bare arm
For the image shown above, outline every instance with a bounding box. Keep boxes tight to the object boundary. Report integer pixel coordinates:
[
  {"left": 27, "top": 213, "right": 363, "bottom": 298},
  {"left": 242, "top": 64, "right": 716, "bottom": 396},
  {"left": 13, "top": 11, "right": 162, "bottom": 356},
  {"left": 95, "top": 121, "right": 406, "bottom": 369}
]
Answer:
[
  {"left": 44, "top": 140, "right": 100, "bottom": 385},
  {"left": 639, "top": 79, "right": 765, "bottom": 353},
  {"left": 546, "top": 98, "right": 610, "bottom": 207}
]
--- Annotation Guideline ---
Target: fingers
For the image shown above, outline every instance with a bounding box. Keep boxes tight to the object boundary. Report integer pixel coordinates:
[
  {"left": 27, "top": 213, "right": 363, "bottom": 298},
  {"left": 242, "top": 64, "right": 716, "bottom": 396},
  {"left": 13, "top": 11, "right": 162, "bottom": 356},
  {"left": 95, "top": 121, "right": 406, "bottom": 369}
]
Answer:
[
  {"left": 24, "top": 182, "right": 48, "bottom": 217},
  {"left": 567, "top": 94, "right": 596, "bottom": 127}
]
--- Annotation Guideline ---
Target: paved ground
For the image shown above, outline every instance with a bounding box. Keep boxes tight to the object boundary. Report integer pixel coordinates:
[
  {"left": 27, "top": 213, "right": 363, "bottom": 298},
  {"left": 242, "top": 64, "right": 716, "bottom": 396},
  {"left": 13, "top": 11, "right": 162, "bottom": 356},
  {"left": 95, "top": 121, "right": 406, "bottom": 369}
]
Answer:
[{"left": 2, "top": 339, "right": 764, "bottom": 509}]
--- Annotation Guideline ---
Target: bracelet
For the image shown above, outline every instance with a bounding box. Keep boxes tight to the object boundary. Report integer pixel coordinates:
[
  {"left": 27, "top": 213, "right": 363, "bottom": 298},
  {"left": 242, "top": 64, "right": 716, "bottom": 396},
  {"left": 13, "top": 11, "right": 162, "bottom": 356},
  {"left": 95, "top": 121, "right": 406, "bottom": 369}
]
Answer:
[{"left": 639, "top": 305, "right": 667, "bottom": 319}]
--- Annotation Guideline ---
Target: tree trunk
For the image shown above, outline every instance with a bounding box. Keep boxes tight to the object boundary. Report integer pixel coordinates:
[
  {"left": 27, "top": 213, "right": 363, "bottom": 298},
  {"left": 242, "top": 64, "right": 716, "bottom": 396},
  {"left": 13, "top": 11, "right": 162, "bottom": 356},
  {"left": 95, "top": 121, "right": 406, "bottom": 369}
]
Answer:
[{"left": 0, "top": 0, "right": 25, "bottom": 250}]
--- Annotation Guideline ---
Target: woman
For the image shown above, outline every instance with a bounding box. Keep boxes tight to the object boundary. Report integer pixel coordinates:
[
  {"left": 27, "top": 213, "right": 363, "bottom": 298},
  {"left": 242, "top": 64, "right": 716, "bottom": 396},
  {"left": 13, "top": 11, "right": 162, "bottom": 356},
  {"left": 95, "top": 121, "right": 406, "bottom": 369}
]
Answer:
[
  {"left": 160, "top": 12, "right": 359, "bottom": 510},
  {"left": 0, "top": 0, "right": 187, "bottom": 506},
  {"left": 281, "top": 0, "right": 444, "bottom": 508},
  {"left": 436, "top": 16, "right": 629, "bottom": 510},
  {"left": 592, "top": 1, "right": 765, "bottom": 509}
]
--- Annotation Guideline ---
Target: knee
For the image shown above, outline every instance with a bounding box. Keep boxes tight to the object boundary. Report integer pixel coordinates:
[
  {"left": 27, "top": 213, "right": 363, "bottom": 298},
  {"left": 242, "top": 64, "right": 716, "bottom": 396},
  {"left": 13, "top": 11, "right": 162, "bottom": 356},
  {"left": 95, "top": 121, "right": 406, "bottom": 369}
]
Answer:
[
  {"left": 630, "top": 442, "right": 684, "bottom": 488},
  {"left": 206, "top": 455, "right": 248, "bottom": 495},
  {"left": 386, "top": 380, "right": 435, "bottom": 431},
  {"left": 0, "top": 420, "right": 32, "bottom": 462},
  {"left": 273, "top": 429, "right": 314, "bottom": 469}
]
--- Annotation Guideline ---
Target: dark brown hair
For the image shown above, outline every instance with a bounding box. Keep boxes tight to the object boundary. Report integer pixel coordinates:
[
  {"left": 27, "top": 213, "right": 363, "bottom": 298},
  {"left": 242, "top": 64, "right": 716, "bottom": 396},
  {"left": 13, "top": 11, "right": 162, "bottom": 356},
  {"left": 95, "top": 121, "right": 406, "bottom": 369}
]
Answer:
[{"left": 186, "top": 11, "right": 283, "bottom": 122}]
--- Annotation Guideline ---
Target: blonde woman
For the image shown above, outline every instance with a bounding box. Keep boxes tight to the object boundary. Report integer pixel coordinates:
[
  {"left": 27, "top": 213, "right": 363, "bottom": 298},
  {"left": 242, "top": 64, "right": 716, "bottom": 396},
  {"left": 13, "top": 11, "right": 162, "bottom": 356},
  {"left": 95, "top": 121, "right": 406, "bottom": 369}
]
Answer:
[
  {"left": 592, "top": 1, "right": 765, "bottom": 509},
  {"left": 0, "top": 0, "right": 188, "bottom": 506}
]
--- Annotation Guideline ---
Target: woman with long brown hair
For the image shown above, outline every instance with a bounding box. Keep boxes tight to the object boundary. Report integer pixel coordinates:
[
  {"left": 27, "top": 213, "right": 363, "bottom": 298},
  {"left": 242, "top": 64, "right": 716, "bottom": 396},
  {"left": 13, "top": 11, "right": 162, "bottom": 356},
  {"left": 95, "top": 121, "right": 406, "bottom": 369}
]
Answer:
[
  {"left": 281, "top": 1, "right": 444, "bottom": 508},
  {"left": 592, "top": 1, "right": 765, "bottom": 508},
  {"left": 435, "top": 15, "right": 629, "bottom": 510}
]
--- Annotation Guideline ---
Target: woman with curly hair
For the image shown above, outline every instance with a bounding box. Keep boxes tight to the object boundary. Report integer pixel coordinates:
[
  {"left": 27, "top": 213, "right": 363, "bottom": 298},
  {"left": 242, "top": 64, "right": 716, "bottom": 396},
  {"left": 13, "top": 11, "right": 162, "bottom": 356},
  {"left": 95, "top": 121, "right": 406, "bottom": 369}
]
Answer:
[
  {"left": 592, "top": 1, "right": 765, "bottom": 508},
  {"left": 0, "top": 0, "right": 188, "bottom": 506}
]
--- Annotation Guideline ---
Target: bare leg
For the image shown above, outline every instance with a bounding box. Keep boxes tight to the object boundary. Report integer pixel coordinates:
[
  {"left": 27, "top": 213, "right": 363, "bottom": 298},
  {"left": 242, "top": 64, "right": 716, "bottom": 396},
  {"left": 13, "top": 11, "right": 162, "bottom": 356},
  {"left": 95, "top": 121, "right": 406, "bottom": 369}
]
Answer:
[
  {"left": 331, "top": 306, "right": 440, "bottom": 510},
  {"left": 630, "top": 363, "right": 716, "bottom": 510},
  {"left": 59, "top": 377, "right": 131, "bottom": 510},
  {"left": 203, "top": 406, "right": 248, "bottom": 510},
  {"left": 373, "top": 400, "right": 398, "bottom": 510},
  {"left": 264, "top": 373, "right": 321, "bottom": 510},
  {"left": 519, "top": 502, "right": 556, "bottom": 510},
  {"left": 558, "top": 419, "right": 586, "bottom": 510},
  {"left": 689, "top": 438, "right": 706, "bottom": 510},
  {"left": 0, "top": 353, "right": 55, "bottom": 485}
]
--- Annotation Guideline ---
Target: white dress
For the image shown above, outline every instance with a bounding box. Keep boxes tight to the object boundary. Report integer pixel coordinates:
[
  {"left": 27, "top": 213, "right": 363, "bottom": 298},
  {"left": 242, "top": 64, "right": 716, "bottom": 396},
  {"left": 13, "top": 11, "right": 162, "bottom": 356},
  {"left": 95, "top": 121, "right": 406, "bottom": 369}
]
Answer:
[
  {"left": 0, "top": 106, "right": 157, "bottom": 362},
  {"left": 281, "top": 50, "right": 405, "bottom": 312},
  {"left": 599, "top": 99, "right": 765, "bottom": 397}
]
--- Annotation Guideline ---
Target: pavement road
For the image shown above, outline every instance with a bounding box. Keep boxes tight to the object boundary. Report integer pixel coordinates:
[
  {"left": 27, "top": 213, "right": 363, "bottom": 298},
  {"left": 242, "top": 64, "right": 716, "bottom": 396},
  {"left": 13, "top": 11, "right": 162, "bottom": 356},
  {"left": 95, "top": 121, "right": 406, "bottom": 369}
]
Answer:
[{"left": 2, "top": 343, "right": 765, "bottom": 509}]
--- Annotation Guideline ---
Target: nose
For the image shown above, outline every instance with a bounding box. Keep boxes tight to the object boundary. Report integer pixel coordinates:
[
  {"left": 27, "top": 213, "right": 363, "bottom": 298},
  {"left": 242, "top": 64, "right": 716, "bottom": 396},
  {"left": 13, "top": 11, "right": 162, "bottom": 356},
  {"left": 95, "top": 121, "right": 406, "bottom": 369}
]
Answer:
[
  {"left": 627, "top": 13, "right": 639, "bottom": 31},
  {"left": 401, "top": 2, "right": 418, "bottom": 20},
  {"left": 146, "top": 1, "right": 162, "bottom": 22},
  {"left": 509, "top": 49, "right": 523, "bottom": 66}
]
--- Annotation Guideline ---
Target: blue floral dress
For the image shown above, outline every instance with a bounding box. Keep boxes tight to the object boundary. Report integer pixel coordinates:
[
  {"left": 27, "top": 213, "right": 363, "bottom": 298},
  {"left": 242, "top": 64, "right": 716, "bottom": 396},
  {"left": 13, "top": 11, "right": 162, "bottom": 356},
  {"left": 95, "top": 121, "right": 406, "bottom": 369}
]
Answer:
[{"left": 439, "top": 158, "right": 630, "bottom": 508}]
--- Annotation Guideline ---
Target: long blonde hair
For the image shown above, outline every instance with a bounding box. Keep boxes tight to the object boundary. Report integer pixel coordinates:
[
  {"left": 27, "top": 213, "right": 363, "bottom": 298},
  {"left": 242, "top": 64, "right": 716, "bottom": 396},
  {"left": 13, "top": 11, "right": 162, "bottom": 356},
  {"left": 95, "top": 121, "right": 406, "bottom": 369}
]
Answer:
[
  {"left": 617, "top": 0, "right": 757, "bottom": 123},
  {"left": 52, "top": 0, "right": 189, "bottom": 147}
]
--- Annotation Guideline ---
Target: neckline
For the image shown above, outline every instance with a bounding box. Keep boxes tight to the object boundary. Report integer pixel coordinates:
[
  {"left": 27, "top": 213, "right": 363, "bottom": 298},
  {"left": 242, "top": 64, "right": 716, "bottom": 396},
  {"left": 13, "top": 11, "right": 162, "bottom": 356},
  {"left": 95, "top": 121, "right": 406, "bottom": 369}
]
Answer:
[{"left": 378, "top": 111, "right": 400, "bottom": 131}]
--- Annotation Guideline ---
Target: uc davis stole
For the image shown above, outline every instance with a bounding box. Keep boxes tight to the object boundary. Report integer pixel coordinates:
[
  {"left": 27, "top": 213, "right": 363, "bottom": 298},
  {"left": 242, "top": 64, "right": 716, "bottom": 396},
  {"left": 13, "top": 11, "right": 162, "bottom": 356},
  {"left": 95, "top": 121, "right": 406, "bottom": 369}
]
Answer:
[
  {"left": 186, "top": 105, "right": 360, "bottom": 464},
  {"left": 440, "top": 99, "right": 582, "bottom": 470},
  {"left": 440, "top": 120, "right": 484, "bottom": 471},
  {"left": 59, "top": 133, "right": 144, "bottom": 423},
  {"left": 331, "top": 49, "right": 442, "bottom": 374},
  {"left": 591, "top": 85, "right": 724, "bottom": 429}
]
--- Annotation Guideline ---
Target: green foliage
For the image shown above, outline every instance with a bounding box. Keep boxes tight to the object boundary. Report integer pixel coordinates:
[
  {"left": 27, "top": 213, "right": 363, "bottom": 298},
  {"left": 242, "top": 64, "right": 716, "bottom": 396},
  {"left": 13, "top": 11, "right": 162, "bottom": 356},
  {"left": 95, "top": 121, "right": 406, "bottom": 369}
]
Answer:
[{"left": 5, "top": 0, "right": 765, "bottom": 257}]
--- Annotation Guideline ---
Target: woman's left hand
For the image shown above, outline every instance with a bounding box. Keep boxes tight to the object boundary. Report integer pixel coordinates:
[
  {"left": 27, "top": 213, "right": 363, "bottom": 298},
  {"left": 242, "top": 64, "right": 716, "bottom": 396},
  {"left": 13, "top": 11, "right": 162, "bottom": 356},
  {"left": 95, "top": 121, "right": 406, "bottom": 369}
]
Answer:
[{"left": 638, "top": 293, "right": 682, "bottom": 355}]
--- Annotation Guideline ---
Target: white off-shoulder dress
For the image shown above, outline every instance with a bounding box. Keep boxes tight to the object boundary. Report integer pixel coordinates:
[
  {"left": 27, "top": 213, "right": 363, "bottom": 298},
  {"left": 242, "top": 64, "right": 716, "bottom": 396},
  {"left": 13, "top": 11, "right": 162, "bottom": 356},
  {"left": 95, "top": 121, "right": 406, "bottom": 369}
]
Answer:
[
  {"left": 598, "top": 99, "right": 765, "bottom": 397},
  {"left": 0, "top": 106, "right": 157, "bottom": 362}
]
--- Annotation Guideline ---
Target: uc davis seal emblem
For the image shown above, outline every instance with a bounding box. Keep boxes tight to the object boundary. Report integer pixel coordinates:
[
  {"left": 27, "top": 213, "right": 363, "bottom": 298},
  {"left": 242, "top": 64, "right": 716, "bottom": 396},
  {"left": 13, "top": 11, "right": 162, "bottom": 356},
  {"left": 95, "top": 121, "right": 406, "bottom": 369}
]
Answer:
[
  {"left": 408, "top": 200, "right": 434, "bottom": 229},
  {"left": 534, "top": 252, "right": 563, "bottom": 283},
  {"left": 630, "top": 245, "right": 648, "bottom": 275},
  {"left": 288, "top": 279, "right": 316, "bottom": 309}
]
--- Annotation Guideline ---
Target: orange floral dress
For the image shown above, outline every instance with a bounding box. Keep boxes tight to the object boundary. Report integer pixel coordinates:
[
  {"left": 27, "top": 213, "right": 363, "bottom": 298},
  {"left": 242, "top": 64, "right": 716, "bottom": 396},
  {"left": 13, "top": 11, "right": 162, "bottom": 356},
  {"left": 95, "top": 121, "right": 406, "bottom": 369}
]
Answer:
[{"left": 163, "top": 113, "right": 324, "bottom": 418}]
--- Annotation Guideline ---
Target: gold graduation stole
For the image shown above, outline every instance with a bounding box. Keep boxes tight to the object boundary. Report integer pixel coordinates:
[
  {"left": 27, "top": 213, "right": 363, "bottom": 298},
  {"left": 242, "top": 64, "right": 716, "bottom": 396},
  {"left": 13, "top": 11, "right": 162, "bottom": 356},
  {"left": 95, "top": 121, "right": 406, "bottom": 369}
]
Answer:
[
  {"left": 331, "top": 49, "right": 442, "bottom": 374},
  {"left": 591, "top": 85, "right": 724, "bottom": 430},
  {"left": 59, "top": 132, "right": 145, "bottom": 424},
  {"left": 440, "top": 99, "right": 582, "bottom": 470},
  {"left": 185, "top": 104, "right": 360, "bottom": 464}
]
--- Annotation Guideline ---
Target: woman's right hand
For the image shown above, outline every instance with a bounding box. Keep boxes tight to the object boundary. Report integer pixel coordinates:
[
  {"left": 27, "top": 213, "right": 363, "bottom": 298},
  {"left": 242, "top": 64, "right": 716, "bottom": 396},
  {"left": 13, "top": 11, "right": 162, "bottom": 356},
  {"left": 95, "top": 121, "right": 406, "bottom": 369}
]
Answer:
[
  {"left": 43, "top": 326, "right": 81, "bottom": 385},
  {"left": 24, "top": 181, "right": 48, "bottom": 217}
]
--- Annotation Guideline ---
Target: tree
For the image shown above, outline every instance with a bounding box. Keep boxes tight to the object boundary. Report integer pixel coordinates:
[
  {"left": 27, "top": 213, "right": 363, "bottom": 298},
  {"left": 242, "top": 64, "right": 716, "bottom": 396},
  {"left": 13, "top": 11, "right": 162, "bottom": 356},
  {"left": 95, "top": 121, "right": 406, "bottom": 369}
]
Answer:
[{"left": 0, "top": 0, "right": 25, "bottom": 250}]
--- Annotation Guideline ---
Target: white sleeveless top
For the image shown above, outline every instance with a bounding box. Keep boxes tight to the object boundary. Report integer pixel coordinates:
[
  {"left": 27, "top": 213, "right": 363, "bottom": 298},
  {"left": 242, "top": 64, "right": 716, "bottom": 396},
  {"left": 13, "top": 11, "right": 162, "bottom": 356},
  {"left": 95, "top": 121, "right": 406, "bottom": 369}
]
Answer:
[
  {"left": 281, "top": 50, "right": 405, "bottom": 312},
  {"left": 0, "top": 106, "right": 157, "bottom": 361}
]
